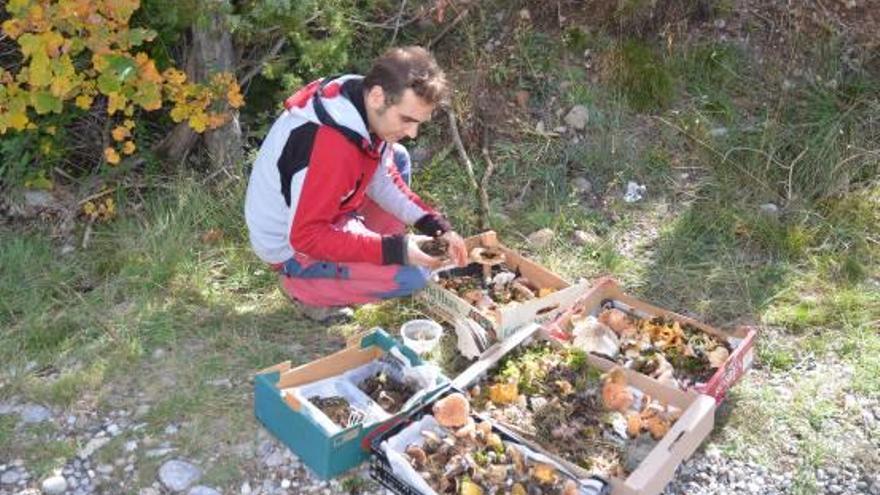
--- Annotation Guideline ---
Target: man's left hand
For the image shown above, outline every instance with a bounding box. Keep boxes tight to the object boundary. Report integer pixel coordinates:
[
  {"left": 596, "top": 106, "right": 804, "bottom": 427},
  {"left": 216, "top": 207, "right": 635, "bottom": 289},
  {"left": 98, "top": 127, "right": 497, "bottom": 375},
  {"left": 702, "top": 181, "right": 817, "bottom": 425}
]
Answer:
[{"left": 441, "top": 231, "right": 468, "bottom": 267}]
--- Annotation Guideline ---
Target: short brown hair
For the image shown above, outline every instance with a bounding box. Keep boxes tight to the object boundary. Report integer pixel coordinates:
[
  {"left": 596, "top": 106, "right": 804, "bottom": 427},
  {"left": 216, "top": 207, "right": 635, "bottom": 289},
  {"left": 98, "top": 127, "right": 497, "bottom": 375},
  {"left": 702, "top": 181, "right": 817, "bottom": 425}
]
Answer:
[{"left": 363, "top": 46, "right": 449, "bottom": 106}]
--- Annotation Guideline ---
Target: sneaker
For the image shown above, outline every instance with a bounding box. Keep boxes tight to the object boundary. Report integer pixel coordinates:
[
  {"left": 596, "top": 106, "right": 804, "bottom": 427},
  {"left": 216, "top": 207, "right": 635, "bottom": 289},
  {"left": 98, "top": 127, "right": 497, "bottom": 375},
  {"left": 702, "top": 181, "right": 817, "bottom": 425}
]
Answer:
[{"left": 286, "top": 294, "right": 354, "bottom": 324}]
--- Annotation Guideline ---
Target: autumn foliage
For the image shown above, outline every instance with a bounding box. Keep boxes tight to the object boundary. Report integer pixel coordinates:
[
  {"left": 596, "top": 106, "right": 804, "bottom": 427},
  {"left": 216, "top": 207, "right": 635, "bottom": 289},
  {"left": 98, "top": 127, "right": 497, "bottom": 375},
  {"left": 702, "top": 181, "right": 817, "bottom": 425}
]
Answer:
[{"left": 0, "top": 0, "right": 243, "bottom": 165}]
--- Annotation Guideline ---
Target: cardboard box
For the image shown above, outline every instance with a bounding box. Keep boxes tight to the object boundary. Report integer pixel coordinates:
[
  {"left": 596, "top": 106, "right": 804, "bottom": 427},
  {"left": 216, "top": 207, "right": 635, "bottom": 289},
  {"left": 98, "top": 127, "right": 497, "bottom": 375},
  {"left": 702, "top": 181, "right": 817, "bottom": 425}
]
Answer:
[
  {"left": 368, "top": 388, "right": 611, "bottom": 495},
  {"left": 453, "top": 323, "right": 716, "bottom": 495},
  {"left": 543, "top": 277, "right": 757, "bottom": 403},
  {"left": 254, "top": 329, "right": 449, "bottom": 479},
  {"left": 416, "top": 231, "right": 590, "bottom": 341}
]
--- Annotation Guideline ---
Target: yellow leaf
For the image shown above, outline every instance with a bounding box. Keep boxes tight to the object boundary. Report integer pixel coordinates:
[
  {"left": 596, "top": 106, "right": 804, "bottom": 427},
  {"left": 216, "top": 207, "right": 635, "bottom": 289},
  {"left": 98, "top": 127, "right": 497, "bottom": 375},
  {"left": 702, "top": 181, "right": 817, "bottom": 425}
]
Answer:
[
  {"left": 123, "top": 119, "right": 135, "bottom": 129},
  {"left": 122, "top": 140, "right": 136, "bottom": 155},
  {"left": 169, "top": 105, "right": 187, "bottom": 122},
  {"left": 8, "top": 112, "right": 29, "bottom": 130},
  {"left": 1, "top": 19, "right": 23, "bottom": 39},
  {"left": 123, "top": 104, "right": 134, "bottom": 116},
  {"left": 162, "top": 68, "right": 186, "bottom": 86},
  {"left": 107, "top": 92, "right": 126, "bottom": 115},
  {"left": 28, "top": 53, "right": 53, "bottom": 87},
  {"left": 75, "top": 94, "right": 93, "bottom": 109},
  {"left": 227, "top": 84, "right": 244, "bottom": 108},
  {"left": 104, "top": 147, "right": 121, "bottom": 165},
  {"left": 111, "top": 125, "right": 128, "bottom": 141},
  {"left": 188, "top": 112, "right": 208, "bottom": 132},
  {"left": 488, "top": 382, "right": 518, "bottom": 405},
  {"left": 45, "top": 126, "right": 56, "bottom": 135}
]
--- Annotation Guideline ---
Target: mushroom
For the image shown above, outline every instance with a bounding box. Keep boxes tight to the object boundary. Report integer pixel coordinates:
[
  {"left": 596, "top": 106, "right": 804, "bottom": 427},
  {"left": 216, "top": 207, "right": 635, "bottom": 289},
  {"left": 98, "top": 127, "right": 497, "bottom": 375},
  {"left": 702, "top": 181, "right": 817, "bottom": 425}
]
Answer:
[
  {"left": 626, "top": 411, "right": 642, "bottom": 438},
  {"left": 562, "top": 480, "right": 579, "bottom": 495},
  {"left": 433, "top": 392, "right": 471, "bottom": 428},
  {"left": 707, "top": 346, "right": 730, "bottom": 368},
  {"left": 602, "top": 368, "right": 634, "bottom": 412},
  {"left": 488, "top": 382, "right": 519, "bottom": 404},
  {"left": 405, "top": 445, "right": 428, "bottom": 468},
  {"left": 598, "top": 308, "right": 635, "bottom": 335},
  {"left": 470, "top": 246, "right": 506, "bottom": 284}
]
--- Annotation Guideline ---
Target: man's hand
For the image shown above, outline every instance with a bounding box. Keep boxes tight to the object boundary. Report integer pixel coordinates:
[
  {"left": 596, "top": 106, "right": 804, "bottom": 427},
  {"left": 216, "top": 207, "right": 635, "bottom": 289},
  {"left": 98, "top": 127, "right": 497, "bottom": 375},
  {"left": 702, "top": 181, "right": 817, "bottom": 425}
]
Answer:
[
  {"left": 405, "top": 235, "right": 443, "bottom": 269},
  {"left": 441, "top": 231, "right": 468, "bottom": 267}
]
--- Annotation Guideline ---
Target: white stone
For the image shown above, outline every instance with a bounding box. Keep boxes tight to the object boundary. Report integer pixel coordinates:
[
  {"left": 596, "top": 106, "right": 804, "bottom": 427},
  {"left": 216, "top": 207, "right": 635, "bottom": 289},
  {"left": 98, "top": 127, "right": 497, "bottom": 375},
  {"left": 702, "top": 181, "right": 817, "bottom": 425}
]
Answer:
[
  {"left": 1, "top": 470, "right": 21, "bottom": 484},
  {"left": 572, "top": 229, "right": 598, "bottom": 246},
  {"left": 263, "top": 450, "right": 285, "bottom": 468},
  {"left": 41, "top": 475, "right": 68, "bottom": 494},
  {"left": 526, "top": 228, "right": 555, "bottom": 248},
  {"left": 24, "top": 191, "right": 54, "bottom": 209},
  {"left": 571, "top": 177, "right": 592, "bottom": 194},
  {"left": 759, "top": 203, "right": 780, "bottom": 216},
  {"left": 124, "top": 440, "right": 138, "bottom": 452},
  {"left": 158, "top": 460, "right": 202, "bottom": 492},
  {"left": 19, "top": 404, "right": 51, "bottom": 423},
  {"left": 188, "top": 486, "right": 221, "bottom": 495},
  {"left": 77, "top": 436, "right": 111, "bottom": 459},
  {"left": 281, "top": 479, "right": 291, "bottom": 488},
  {"left": 564, "top": 105, "right": 589, "bottom": 130},
  {"left": 240, "top": 481, "right": 252, "bottom": 495}
]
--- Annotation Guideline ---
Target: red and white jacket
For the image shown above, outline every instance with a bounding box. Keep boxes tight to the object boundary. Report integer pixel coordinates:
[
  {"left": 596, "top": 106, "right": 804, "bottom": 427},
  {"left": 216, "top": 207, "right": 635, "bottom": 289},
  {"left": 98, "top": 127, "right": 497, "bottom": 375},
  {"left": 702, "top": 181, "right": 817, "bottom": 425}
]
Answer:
[{"left": 244, "top": 75, "right": 450, "bottom": 266}]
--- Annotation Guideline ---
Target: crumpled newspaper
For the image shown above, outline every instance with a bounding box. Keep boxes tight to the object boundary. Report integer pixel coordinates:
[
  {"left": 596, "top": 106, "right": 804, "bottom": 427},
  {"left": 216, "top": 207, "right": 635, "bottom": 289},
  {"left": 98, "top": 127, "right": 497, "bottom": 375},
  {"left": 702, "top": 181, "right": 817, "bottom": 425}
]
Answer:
[{"left": 623, "top": 181, "right": 647, "bottom": 203}]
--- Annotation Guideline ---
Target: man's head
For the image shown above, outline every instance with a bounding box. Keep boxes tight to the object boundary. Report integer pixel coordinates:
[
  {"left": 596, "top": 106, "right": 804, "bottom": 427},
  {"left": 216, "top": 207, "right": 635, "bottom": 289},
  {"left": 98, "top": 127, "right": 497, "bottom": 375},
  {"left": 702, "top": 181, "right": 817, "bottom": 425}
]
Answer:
[{"left": 363, "top": 46, "right": 448, "bottom": 144}]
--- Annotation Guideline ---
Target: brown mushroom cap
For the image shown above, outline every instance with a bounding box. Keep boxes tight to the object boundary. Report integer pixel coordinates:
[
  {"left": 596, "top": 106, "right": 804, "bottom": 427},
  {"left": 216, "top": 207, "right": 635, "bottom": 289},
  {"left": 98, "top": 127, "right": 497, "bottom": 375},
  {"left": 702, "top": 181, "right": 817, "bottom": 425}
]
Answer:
[
  {"left": 432, "top": 392, "right": 471, "bottom": 428},
  {"left": 470, "top": 247, "right": 506, "bottom": 266}
]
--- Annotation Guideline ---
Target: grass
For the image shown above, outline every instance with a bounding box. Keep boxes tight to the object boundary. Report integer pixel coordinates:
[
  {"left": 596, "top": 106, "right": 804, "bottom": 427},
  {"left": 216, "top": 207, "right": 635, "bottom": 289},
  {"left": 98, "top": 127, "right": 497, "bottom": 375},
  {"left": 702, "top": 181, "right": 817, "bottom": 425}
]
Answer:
[{"left": 0, "top": 3, "right": 878, "bottom": 492}]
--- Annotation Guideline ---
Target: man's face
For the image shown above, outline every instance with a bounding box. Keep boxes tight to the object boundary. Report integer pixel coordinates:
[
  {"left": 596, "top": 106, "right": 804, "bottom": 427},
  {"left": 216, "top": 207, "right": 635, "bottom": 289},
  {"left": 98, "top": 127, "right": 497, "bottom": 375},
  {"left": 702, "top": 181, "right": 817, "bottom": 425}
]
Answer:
[{"left": 366, "top": 87, "right": 434, "bottom": 144}]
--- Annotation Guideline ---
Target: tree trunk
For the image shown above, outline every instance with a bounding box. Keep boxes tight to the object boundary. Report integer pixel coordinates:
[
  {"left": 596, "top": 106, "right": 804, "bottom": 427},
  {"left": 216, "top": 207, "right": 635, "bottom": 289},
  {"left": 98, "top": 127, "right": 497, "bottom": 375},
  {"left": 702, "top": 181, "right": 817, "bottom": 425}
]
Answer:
[
  {"left": 191, "top": 2, "right": 242, "bottom": 172},
  {"left": 155, "top": 1, "right": 242, "bottom": 171}
]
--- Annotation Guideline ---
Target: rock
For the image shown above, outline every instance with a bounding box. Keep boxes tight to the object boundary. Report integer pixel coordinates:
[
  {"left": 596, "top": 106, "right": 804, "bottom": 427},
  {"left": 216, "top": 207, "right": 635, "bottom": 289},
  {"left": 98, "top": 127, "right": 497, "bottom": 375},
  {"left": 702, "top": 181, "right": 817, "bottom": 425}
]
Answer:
[
  {"left": 96, "top": 464, "right": 113, "bottom": 475},
  {"left": 106, "top": 423, "right": 121, "bottom": 436},
  {"left": 207, "top": 378, "right": 232, "bottom": 388},
  {"left": 152, "top": 348, "right": 166, "bottom": 360},
  {"left": 240, "top": 481, "right": 252, "bottom": 495},
  {"left": 1, "top": 470, "right": 21, "bottom": 484},
  {"left": 571, "top": 230, "right": 598, "bottom": 246},
  {"left": 124, "top": 440, "right": 138, "bottom": 452},
  {"left": 759, "top": 203, "right": 780, "bottom": 217},
  {"left": 564, "top": 105, "right": 589, "bottom": 130},
  {"left": 61, "top": 244, "right": 76, "bottom": 255},
  {"left": 145, "top": 447, "right": 176, "bottom": 459},
  {"left": 41, "top": 475, "right": 68, "bottom": 494},
  {"left": 0, "top": 402, "right": 18, "bottom": 415},
  {"left": 77, "top": 436, "right": 111, "bottom": 459},
  {"left": 263, "top": 449, "right": 285, "bottom": 468},
  {"left": 139, "top": 489, "right": 161, "bottom": 495},
  {"left": 188, "top": 486, "right": 221, "bottom": 495},
  {"left": 164, "top": 424, "right": 179, "bottom": 435},
  {"left": 708, "top": 127, "right": 728, "bottom": 137},
  {"left": 281, "top": 479, "right": 291, "bottom": 489},
  {"left": 527, "top": 228, "right": 554, "bottom": 248},
  {"left": 571, "top": 177, "right": 592, "bottom": 194},
  {"left": 24, "top": 191, "right": 55, "bottom": 209},
  {"left": 134, "top": 404, "right": 151, "bottom": 419},
  {"left": 158, "top": 460, "right": 202, "bottom": 492},
  {"left": 19, "top": 404, "right": 51, "bottom": 423}
]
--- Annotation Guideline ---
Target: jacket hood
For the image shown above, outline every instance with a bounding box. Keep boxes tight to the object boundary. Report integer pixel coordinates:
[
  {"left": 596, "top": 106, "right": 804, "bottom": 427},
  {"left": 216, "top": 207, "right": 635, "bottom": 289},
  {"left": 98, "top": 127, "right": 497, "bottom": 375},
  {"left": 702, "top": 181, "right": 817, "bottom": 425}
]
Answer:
[{"left": 283, "top": 75, "right": 382, "bottom": 156}]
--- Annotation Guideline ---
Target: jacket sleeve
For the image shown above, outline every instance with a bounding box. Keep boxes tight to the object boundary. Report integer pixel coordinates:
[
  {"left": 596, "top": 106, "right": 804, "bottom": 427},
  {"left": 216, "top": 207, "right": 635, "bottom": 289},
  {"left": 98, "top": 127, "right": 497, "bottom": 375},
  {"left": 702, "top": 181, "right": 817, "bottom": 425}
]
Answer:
[
  {"left": 289, "top": 127, "right": 406, "bottom": 265},
  {"left": 365, "top": 150, "right": 452, "bottom": 237}
]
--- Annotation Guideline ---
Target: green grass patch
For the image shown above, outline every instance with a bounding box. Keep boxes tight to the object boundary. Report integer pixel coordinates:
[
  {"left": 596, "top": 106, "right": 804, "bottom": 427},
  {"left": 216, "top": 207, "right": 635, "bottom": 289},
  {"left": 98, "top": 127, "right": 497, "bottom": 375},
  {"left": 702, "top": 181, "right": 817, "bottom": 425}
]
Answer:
[{"left": 613, "top": 40, "right": 675, "bottom": 112}]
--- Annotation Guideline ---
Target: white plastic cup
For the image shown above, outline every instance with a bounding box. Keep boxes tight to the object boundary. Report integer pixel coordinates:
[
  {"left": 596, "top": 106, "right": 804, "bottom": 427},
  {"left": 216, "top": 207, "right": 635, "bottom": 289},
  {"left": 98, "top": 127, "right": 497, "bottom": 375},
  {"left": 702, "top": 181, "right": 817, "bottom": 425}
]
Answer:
[{"left": 400, "top": 319, "right": 443, "bottom": 355}]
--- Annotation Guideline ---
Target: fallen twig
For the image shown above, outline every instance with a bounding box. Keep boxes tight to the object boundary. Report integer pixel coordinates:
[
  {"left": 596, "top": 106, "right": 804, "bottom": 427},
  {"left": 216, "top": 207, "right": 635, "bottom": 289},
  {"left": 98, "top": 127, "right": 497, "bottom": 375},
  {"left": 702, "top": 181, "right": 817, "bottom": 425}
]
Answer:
[{"left": 428, "top": 6, "right": 471, "bottom": 48}]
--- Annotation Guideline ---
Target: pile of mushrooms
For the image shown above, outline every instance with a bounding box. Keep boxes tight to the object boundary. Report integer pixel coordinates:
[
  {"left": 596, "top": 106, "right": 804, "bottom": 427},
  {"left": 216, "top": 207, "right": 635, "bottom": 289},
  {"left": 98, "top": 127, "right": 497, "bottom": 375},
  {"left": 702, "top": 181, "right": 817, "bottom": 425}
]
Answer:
[{"left": 402, "top": 393, "right": 580, "bottom": 495}]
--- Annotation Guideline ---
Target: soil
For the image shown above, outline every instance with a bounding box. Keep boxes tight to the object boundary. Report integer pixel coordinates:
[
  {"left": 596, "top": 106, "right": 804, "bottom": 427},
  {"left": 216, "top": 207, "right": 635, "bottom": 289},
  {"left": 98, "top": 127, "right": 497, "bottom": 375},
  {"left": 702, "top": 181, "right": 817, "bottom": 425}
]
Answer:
[
  {"left": 358, "top": 372, "right": 417, "bottom": 414},
  {"left": 309, "top": 396, "right": 353, "bottom": 428},
  {"left": 418, "top": 237, "right": 449, "bottom": 257},
  {"left": 437, "top": 263, "right": 540, "bottom": 305}
]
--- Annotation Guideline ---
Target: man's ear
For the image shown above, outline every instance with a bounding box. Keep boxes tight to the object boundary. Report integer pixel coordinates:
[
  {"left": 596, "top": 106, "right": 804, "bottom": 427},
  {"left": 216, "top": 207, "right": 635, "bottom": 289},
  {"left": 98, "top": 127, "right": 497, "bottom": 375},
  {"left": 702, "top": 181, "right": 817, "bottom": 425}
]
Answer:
[{"left": 365, "top": 85, "right": 386, "bottom": 110}]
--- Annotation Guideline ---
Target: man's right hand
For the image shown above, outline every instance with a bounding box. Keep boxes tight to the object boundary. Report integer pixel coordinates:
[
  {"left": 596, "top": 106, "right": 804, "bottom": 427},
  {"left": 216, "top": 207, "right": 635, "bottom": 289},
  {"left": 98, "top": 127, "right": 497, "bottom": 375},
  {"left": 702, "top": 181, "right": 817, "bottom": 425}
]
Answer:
[{"left": 405, "top": 234, "right": 443, "bottom": 269}]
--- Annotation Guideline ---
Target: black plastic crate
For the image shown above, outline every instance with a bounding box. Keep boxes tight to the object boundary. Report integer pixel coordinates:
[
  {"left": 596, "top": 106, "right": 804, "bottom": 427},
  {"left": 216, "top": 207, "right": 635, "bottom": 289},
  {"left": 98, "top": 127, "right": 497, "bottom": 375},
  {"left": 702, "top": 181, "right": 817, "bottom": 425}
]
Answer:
[{"left": 368, "top": 389, "right": 611, "bottom": 495}]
